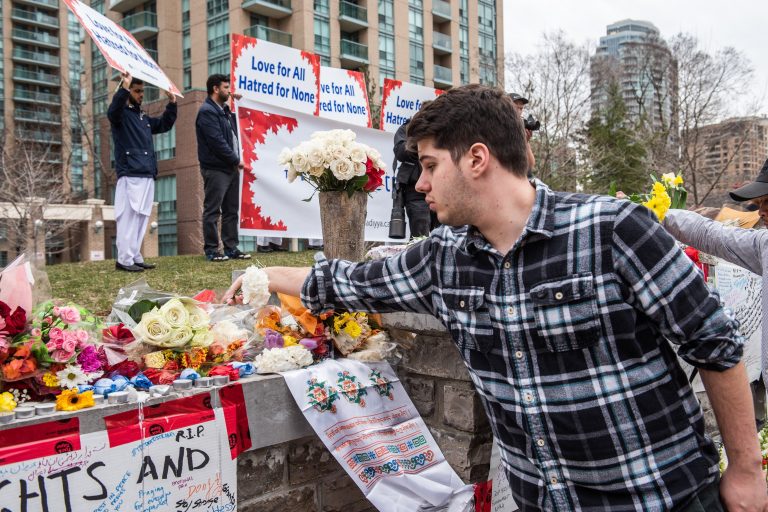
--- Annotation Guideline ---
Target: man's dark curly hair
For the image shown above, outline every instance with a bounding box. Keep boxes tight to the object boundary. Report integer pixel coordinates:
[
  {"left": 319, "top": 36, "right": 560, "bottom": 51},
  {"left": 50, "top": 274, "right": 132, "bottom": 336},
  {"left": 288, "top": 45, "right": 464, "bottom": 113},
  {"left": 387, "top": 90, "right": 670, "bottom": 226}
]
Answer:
[{"left": 406, "top": 84, "right": 529, "bottom": 178}]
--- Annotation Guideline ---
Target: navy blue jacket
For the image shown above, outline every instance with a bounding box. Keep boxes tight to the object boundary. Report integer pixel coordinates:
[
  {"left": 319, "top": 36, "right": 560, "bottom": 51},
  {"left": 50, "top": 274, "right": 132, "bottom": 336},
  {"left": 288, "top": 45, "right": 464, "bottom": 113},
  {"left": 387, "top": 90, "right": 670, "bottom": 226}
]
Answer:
[
  {"left": 195, "top": 97, "right": 240, "bottom": 173},
  {"left": 107, "top": 88, "right": 177, "bottom": 179}
]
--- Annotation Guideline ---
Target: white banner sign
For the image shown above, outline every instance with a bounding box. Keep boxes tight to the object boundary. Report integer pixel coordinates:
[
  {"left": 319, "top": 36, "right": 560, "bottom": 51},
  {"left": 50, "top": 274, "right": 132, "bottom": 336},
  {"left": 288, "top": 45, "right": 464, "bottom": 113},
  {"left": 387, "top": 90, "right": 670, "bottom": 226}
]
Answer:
[
  {"left": 232, "top": 34, "right": 320, "bottom": 115},
  {"left": 319, "top": 67, "right": 371, "bottom": 127},
  {"left": 282, "top": 359, "right": 472, "bottom": 512},
  {"left": 0, "top": 396, "right": 236, "bottom": 512},
  {"left": 63, "top": 0, "right": 181, "bottom": 96},
  {"left": 379, "top": 79, "right": 443, "bottom": 133},
  {"left": 235, "top": 99, "right": 400, "bottom": 241}
]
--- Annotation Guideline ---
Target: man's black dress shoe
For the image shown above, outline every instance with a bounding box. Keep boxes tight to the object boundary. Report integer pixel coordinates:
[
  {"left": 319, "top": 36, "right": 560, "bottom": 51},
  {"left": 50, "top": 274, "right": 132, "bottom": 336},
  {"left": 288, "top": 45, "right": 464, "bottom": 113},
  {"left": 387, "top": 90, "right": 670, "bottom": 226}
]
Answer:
[
  {"left": 134, "top": 261, "right": 156, "bottom": 269},
  {"left": 115, "top": 262, "right": 144, "bottom": 272}
]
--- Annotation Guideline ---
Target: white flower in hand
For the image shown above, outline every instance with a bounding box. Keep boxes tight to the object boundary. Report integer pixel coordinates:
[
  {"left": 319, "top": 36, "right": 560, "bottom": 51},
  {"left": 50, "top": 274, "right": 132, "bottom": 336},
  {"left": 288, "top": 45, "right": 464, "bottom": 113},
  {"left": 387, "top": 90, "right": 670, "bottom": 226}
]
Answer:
[{"left": 241, "top": 266, "right": 271, "bottom": 307}]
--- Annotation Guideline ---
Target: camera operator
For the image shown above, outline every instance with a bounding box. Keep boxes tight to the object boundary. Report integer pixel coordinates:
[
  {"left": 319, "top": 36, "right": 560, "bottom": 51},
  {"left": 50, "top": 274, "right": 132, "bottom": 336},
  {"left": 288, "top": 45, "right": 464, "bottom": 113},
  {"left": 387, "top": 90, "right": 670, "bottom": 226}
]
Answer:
[
  {"left": 510, "top": 93, "right": 538, "bottom": 177},
  {"left": 389, "top": 119, "right": 436, "bottom": 239}
]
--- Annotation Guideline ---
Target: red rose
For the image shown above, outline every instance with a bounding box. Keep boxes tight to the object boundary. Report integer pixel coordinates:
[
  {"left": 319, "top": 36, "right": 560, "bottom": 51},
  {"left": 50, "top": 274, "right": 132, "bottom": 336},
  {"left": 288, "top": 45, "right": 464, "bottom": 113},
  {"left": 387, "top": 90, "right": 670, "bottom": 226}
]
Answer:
[
  {"left": 143, "top": 368, "right": 179, "bottom": 385},
  {"left": 163, "top": 360, "right": 180, "bottom": 371},
  {"left": 103, "top": 324, "right": 135, "bottom": 345},
  {"left": 2, "top": 305, "right": 27, "bottom": 336},
  {"left": 208, "top": 365, "right": 240, "bottom": 381},
  {"left": 193, "top": 290, "right": 217, "bottom": 303},
  {"left": 363, "top": 159, "right": 384, "bottom": 192},
  {"left": 107, "top": 359, "right": 141, "bottom": 378}
]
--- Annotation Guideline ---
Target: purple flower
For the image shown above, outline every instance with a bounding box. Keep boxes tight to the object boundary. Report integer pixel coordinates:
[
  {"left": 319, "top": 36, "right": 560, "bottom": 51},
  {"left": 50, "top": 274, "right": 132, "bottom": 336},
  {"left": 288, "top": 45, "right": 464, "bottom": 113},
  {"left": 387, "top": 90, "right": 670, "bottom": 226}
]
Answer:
[
  {"left": 76, "top": 345, "right": 102, "bottom": 373},
  {"left": 264, "top": 329, "right": 284, "bottom": 349},
  {"left": 299, "top": 338, "right": 318, "bottom": 350}
]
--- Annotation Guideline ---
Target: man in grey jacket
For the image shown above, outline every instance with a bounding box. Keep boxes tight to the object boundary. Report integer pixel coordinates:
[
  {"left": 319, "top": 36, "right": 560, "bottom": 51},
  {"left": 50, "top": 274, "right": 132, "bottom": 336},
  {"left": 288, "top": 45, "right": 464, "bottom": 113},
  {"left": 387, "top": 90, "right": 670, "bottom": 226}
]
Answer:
[{"left": 664, "top": 158, "right": 768, "bottom": 425}]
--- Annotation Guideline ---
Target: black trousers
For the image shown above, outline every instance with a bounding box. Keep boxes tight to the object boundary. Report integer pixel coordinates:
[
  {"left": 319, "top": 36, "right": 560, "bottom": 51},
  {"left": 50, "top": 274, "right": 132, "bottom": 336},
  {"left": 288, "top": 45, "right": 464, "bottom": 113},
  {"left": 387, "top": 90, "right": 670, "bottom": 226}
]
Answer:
[
  {"left": 201, "top": 168, "right": 239, "bottom": 254},
  {"left": 402, "top": 185, "right": 437, "bottom": 238}
]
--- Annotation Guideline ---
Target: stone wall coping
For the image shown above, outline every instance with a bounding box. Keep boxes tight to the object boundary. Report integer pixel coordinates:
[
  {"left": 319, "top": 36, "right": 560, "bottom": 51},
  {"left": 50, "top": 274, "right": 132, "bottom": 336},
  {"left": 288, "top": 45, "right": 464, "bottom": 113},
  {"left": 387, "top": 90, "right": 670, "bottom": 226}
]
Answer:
[{"left": 380, "top": 312, "right": 447, "bottom": 335}]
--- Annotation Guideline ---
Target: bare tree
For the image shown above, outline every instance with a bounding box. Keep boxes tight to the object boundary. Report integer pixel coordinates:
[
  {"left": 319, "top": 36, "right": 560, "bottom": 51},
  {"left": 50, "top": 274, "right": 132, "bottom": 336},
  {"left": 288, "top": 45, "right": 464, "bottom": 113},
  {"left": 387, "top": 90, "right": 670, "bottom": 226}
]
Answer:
[
  {"left": 505, "top": 31, "right": 593, "bottom": 190},
  {"left": 670, "top": 34, "right": 760, "bottom": 206}
]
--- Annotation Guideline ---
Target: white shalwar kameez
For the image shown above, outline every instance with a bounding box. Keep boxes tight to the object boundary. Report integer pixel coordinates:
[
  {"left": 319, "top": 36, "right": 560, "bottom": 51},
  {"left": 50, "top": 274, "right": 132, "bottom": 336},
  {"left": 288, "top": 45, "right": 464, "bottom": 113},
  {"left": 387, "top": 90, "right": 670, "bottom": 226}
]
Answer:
[{"left": 114, "top": 176, "right": 155, "bottom": 267}]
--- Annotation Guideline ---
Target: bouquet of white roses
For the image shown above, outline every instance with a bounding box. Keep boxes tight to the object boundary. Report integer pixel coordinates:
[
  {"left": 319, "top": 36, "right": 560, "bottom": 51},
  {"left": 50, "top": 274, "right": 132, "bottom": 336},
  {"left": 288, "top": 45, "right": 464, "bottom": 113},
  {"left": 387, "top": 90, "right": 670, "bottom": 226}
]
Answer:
[
  {"left": 134, "top": 298, "right": 212, "bottom": 348},
  {"left": 278, "top": 129, "right": 386, "bottom": 196}
]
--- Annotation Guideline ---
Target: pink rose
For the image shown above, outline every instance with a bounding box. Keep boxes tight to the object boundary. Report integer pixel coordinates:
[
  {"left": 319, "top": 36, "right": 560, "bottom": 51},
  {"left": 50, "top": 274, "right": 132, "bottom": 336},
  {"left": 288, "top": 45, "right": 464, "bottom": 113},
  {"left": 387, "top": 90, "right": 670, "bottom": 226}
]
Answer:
[
  {"left": 0, "top": 335, "right": 9, "bottom": 351},
  {"left": 62, "top": 336, "right": 77, "bottom": 354},
  {"left": 51, "top": 349, "right": 73, "bottom": 363},
  {"left": 46, "top": 340, "right": 61, "bottom": 351},
  {"left": 30, "top": 328, "right": 42, "bottom": 338},
  {"left": 48, "top": 327, "right": 64, "bottom": 343},
  {"left": 56, "top": 307, "right": 81, "bottom": 325}
]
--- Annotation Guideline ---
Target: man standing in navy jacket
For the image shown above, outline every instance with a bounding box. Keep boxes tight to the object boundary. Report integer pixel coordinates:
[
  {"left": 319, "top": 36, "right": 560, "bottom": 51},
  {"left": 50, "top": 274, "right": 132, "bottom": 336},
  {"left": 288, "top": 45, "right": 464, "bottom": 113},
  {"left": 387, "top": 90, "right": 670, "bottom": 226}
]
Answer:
[
  {"left": 196, "top": 74, "right": 251, "bottom": 262},
  {"left": 108, "top": 72, "right": 176, "bottom": 272}
]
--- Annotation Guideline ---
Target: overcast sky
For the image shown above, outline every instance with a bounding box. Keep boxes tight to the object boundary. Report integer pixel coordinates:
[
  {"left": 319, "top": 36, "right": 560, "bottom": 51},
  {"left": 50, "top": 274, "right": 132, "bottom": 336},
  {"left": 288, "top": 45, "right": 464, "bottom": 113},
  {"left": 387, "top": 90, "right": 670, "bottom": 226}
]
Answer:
[{"left": 502, "top": 0, "right": 768, "bottom": 113}]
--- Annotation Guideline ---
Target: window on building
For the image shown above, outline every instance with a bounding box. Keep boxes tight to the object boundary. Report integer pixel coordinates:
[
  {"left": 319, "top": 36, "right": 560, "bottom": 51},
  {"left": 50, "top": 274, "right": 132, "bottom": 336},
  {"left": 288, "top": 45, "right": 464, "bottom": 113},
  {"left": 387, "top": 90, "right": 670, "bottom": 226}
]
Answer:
[
  {"left": 409, "top": 42, "right": 424, "bottom": 84},
  {"left": 378, "top": 0, "right": 394, "bottom": 32},
  {"left": 0, "top": 252, "right": 7, "bottom": 269},
  {"left": 209, "top": 57, "right": 230, "bottom": 75},
  {"left": 208, "top": 19, "right": 230, "bottom": 58},
  {"left": 154, "top": 176, "right": 178, "bottom": 256},
  {"left": 379, "top": 33, "right": 395, "bottom": 71},
  {"left": 314, "top": 0, "right": 330, "bottom": 15},
  {"left": 207, "top": 0, "right": 228, "bottom": 17},
  {"left": 460, "top": 57, "right": 469, "bottom": 84},
  {"left": 408, "top": 7, "right": 423, "bottom": 42},
  {"left": 154, "top": 126, "right": 176, "bottom": 161},
  {"left": 314, "top": 17, "right": 330, "bottom": 57}
]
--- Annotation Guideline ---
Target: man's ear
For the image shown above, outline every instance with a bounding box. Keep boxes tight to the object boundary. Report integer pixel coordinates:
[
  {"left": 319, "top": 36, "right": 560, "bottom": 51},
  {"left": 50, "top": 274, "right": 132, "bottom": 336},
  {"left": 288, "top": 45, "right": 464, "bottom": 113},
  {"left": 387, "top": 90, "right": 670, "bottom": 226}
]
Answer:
[{"left": 466, "top": 143, "right": 491, "bottom": 178}]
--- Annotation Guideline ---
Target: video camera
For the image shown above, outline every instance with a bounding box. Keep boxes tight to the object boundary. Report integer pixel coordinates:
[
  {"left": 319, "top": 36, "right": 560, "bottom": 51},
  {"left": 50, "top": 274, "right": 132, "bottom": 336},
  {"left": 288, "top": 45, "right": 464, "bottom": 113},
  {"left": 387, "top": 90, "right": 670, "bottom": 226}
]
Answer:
[
  {"left": 523, "top": 114, "right": 541, "bottom": 132},
  {"left": 389, "top": 183, "right": 407, "bottom": 239}
]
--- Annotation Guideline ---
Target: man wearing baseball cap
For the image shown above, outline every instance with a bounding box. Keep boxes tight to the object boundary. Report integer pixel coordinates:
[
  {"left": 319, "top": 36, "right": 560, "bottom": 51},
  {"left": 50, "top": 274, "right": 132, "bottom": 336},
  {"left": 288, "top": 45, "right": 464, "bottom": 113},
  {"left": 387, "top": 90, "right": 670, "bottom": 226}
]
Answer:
[
  {"left": 509, "top": 92, "right": 529, "bottom": 116},
  {"left": 509, "top": 92, "right": 535, "bottom": 176},
  {"left": 664, "top": 158, "right": 768, "bottom": 431}
]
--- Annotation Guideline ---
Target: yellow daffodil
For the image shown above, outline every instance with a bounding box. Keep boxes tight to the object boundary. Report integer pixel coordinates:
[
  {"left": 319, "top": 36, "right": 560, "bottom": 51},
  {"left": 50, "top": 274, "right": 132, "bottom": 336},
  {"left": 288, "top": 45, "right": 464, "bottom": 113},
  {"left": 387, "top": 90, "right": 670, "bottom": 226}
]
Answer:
[
  {"left": 0, "top": 391, "right": 17, "bottom": 412},
  {"left": 344, "top": 320, "right": 363, "bottom": 339},
  {"left": 660, "top": 173, "right": 676, "bottom": 187},
  {"left": 674, "top": 174, "right": 684, "bottom": 186},
  {"left": 56, "top": 389, "right": 95, "bottom": 412},
  {"left": 652, "top": 181, "right": 667, "bottom": 196}
]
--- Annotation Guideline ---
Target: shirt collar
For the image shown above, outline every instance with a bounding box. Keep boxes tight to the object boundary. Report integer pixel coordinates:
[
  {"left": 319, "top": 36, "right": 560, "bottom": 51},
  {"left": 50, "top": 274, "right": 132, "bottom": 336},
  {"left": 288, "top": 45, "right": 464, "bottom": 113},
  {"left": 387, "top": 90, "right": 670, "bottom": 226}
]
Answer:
[{"left": 460, "top": 179, "right": 555, "bottom": 255}]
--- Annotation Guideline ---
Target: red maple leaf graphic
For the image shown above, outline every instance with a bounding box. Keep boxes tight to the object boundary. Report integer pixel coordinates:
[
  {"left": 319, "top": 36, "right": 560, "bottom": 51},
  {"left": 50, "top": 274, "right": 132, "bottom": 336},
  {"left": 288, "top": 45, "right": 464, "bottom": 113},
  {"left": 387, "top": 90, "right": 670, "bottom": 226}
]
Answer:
[
  {"left": 346, "top": 70, "right": 371, "bottom": 127},
  {"left": 379, "top": 79, "right": 403, "bottom": 129},
  {"left": 237, "top": 106, "right": 299, "bottom": 230}
]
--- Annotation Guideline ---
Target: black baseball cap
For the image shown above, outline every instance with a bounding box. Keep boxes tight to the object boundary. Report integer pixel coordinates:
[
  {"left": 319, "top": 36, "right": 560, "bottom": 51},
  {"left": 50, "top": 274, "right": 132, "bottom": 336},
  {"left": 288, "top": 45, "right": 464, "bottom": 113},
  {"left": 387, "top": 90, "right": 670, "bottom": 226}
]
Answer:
[
  {"left": 730, "top": 158, "right": 768, "bottom": 201},
  {"left": 509, "top": 93, "right": 529, "bottom": 104}
]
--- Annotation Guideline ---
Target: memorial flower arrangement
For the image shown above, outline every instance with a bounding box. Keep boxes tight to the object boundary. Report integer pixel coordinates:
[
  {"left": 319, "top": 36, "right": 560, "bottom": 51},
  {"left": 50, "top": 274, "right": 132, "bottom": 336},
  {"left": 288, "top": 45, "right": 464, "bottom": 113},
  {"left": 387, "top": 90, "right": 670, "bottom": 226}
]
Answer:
[
  {"left": 134, "top": 298, "right": 212, "bottom": 349},
  {"left": 278, "top": 129, "right": 387, "bottom": 196},
  {"left": 618, "top": 173, "right": 687, "bottom": 222}
]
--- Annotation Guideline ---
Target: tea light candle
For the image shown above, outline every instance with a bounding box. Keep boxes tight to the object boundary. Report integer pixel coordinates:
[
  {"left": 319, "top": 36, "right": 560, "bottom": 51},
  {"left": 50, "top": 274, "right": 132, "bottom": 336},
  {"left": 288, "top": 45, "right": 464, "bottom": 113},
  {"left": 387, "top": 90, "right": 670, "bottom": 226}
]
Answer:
[
  {"left": 194, "top": 377, "right": 212, "bottom": 388},
  {"left": 14, "top": 406, "right": 34, "bottom": 419},
  {"left": 93, "top": 394, "right": 105, "bottom": 405},
  {"left": 172, "top": 379, "right": 193, "bottom": 391},
  {"left": 149, "top": 385, "right": 170, "bottom": 397},
  {"left": 0, "top": 412, "right": 14, "bottom": 424},
  {"left": 35, "top": 403, "right": 56, "bottom": 416},
  {"left": 211, "top": 375, "right": 229, "bottom": 386},
  {"left": 107, "top": 391, "right": 129, "bottom": 404}
]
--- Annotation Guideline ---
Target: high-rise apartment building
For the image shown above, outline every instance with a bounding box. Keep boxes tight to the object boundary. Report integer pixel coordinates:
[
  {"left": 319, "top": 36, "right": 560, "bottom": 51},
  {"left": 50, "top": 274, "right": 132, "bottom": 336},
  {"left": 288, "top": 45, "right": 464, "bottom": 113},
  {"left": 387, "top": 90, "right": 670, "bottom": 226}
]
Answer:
[
  {"left": 590, "top": 19, "right": 678, "bottom": 133},
  {"left": 85, "top": 0, "right": 503, "bottom": 258},
  {"left": 0, "top": 0, "right": 92, "bottom": 265},
  {"left": 687, "top": 116, "right": 768, "bottom": 207}
]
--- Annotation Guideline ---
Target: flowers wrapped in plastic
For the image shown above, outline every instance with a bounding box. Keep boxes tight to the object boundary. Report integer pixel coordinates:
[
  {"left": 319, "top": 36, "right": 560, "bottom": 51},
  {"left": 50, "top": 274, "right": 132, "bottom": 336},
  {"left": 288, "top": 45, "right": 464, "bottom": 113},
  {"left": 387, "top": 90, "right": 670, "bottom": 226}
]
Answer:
[{"left": 617, "top": 172, "right": 686, "bottom": 222}]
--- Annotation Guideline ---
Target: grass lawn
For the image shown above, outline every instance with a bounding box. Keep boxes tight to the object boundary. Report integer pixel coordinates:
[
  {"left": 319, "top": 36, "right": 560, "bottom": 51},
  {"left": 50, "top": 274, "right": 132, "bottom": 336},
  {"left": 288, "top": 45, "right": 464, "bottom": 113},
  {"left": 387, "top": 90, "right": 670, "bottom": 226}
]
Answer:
[{"left": 46, "top": 251, "right": 318, "bottom": 316}]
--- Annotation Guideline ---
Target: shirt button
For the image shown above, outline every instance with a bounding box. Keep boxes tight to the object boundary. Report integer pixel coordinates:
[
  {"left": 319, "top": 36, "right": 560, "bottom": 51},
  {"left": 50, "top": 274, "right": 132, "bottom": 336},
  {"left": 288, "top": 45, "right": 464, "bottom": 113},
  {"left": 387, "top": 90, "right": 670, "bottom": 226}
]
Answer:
[
  {"left": 554, "top": 292, "right": 564, "bottom": 300},
  {"left": 515, "top": 351, "right": 523, "bottom": 359},
  {"left": 536, "top": 438, "right": 545, "bottom": 447},
  {"left": 503, "top": 262, "right": 511, "bottom": 269},
  {"left": 459, "top": 300, "right": 465, "bottom": 308},
  {"left": 507, "top": 306, "right": 515, "bottom": 316},
  {"left": 550, "top": 476, "right": 558, "bottom": 484},
  {"left": 144, "top": 151, "right": 148, "bottom": 155},
  {"left": 525, "top": 393, "right": 533, "bottom": 402}
]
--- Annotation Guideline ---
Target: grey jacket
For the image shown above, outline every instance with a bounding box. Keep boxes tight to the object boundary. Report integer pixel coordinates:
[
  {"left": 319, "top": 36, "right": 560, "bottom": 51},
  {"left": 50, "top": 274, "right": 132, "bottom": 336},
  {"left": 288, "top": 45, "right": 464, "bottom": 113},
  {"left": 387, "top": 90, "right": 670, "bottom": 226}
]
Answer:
[{"left": 664, "top": 208, "right": 768, "bottom": 382}]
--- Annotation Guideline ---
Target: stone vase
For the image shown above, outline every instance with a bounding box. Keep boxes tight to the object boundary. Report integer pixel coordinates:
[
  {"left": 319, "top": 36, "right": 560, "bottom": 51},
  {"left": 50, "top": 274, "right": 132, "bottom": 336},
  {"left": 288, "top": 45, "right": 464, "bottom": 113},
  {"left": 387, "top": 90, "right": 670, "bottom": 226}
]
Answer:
[{"left": 318, "top": 191, "right": 367, "bottom": 261}]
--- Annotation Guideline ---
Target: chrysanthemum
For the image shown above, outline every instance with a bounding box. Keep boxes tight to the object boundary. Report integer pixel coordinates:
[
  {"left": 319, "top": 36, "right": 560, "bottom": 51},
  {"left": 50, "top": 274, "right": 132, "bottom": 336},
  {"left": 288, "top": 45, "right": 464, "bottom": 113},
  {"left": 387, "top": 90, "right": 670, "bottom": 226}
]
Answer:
[{"left": 56, "top": 364, "right": 89, "bottom": 389}]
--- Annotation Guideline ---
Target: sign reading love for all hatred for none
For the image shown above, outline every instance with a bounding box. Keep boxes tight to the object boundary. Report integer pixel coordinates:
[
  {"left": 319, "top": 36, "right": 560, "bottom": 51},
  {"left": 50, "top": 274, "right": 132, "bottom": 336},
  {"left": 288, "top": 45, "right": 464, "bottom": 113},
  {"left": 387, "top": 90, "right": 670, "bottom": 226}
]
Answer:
[
  {"left": 0, "top": 393, "right": 239, "bottom": 512},
  {"left": 231, "top": 34, "right": 321, "bottom": 115},
  {"left": 282, "top": 359, "right": 474, "bottom": 511},
  {"left": 379, "top": 79, "right": 443, "bottom": 133},
  {"left": 318, "top": 67, "right": 372, "bottom": 128},
  {"left": 62, "top": 0, "right": 181, "bottom": 96}
]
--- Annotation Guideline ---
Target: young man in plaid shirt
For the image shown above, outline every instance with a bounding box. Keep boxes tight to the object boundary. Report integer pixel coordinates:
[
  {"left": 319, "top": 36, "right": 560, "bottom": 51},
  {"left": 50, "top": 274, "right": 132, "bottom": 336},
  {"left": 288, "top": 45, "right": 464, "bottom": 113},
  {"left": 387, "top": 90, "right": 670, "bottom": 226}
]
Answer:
[{"left": 226, "top": 85, "right": 767, "bottom": 511}]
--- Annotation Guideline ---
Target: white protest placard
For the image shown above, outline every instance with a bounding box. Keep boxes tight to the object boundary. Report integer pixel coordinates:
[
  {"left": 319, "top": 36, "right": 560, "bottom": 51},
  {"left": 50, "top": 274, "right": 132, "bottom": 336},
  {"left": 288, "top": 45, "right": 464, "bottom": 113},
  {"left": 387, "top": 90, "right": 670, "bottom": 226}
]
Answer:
[
  {"left": 0, "top": 396, "right": 237, "bottom": 512},
  {"left": 232, "top": 34, "right": 320, "bottom": 115},
  {"left": 234, "top": 99, "right": 399, "bottom": 241},
  {"left": 379, "top": 79, "right": 443, "bottom": 133},
  {"left": 282, "top": 359, "right": 473, "bottom": 512},
  {"left": 319, "top": 67, "right": 371, "bottom": 127},
  {"left": 62, "top": 0, "right": 181, "bottom": 96}
]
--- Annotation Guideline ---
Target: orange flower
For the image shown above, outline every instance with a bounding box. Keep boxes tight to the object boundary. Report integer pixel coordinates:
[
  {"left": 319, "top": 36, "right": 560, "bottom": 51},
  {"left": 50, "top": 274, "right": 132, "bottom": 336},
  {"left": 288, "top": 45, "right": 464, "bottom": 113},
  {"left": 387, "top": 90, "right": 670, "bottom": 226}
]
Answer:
[
  {"left": 2, "top": 359, "right": 23, "bottom": 380},
  {"left": 255, "top": 308, "right": 282, "bottom": 333}
]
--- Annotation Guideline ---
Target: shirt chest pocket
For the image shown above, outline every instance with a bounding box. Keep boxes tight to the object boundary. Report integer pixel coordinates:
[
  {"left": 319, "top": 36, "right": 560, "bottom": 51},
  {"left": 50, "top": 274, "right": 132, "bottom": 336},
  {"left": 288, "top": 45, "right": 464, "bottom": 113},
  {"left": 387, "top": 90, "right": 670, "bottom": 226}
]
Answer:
[
  {"left": 442, "top": 287, "right": 495, "bottom": 354},
  {"left": 529, "top": 273, "right": 600, "bottom": 352}
]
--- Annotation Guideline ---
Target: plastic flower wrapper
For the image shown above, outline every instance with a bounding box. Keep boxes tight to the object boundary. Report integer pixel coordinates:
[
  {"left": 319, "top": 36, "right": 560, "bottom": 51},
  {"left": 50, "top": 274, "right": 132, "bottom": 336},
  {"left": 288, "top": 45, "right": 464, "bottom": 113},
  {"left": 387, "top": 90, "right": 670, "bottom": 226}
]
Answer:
[
  {"left": 254, "top": 345, "right": 314, "bottom": 374},
  {"left": 347, "top": 331, "right": 397, "bottom": 362},
  {"left": 329, "top": 312, "right": 371, "bottom": 356},
  {"left": 612, "top": 173, "right": 686, "bottom": 222},
  {"left": 209, "top": 364, "right": 240, "bottom": 381},
  {"left": 99, "top": 323, "right": 135, "bottom": 368}
]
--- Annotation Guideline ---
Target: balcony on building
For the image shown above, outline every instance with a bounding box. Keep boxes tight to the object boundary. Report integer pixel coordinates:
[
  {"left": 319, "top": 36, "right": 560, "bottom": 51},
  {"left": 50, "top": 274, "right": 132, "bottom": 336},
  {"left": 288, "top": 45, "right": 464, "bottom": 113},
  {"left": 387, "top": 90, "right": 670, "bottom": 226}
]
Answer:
[
  {"left": 11, "top": 27, "right": 59, "bottom": 48},
  {"left": 12, "top": 48, "right": 60, "bottom": 68},
  {"left": 432, "top": 32, "right": 452, "bottom": 55},
  {"left": 12, "top": 68, "right": 61, "bottom": 87},
  {"left": 241, "top": 0, "right": 292, "bottom": 19},
  {"left": 15, "top": 0, "right": 59, "bottom": 11},
  {"left": 432, "top": 0, "right": 451, "bottom": 22},
  {"left": 108, "top": 0, "right": 146, "bottom": 13},
  {"left": 339, "top": 1, "right": 368, "bottom": 31},
  {"left": 244, "top": 24, "right": 292, "bottom": 47},
  {"left": 16, "top": 129, "right": 63, "bottom": 145},
  {"left": 14, "top": 107, "right": 62, "bottom": 125},
  {"left": 339, "top": 39, "right": 368, "bottom": 67},
  {"left": 13, "top": 88, "right": 61, "bottom": 105},
  {"left": 434, "top": 64, "right": 453, "bottom": 88},
  {"left": 11, "top": 7, "right": 60, "bottom": 29},
  {"left": 119, "top": 11, "right": 158, "bottom": 39}
]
